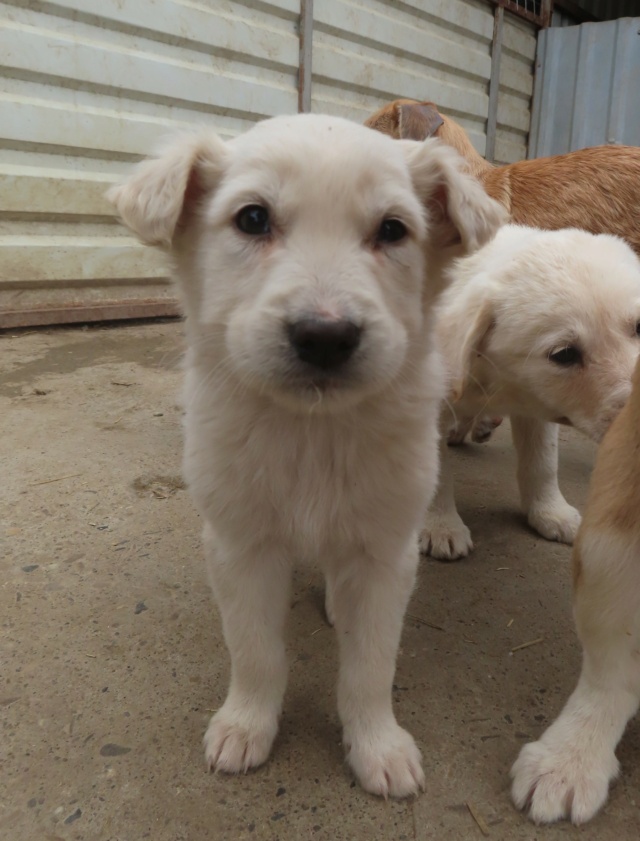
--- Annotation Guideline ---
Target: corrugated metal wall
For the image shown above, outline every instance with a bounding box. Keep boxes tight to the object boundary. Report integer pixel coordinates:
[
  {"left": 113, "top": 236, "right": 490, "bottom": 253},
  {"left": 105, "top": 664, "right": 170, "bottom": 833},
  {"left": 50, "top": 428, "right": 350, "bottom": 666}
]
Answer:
[
  {"left": 529, "top": 17, "right": 640, "bottom": 157},
  {"left": 1, "top": 0, "right": 536, "bottom": 328}
]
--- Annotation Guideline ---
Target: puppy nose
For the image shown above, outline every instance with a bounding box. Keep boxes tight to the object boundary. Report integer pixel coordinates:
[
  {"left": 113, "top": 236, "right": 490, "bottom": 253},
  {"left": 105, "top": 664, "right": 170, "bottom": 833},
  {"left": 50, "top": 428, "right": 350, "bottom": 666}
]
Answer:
[{"left": 288, "top": 317, "right": 362, "bottom": 369}]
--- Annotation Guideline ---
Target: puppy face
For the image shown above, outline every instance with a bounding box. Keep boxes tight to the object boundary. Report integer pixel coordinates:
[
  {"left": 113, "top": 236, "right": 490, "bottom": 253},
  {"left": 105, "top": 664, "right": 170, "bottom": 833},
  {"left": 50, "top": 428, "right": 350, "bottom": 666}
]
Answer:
[
  {"left": 109, "top": 115, "right": 503, "bottom": 412},
  {"left": 193, "top": 120, "right": 427, "bottom": 410},
  {"left": 444, "top": 227, "right": 640, "bottom": 440}
]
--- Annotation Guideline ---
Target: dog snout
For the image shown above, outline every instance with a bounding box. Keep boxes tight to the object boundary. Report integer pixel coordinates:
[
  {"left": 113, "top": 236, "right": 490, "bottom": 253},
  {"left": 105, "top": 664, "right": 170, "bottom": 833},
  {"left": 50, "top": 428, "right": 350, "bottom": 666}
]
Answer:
[{"left": 287, "top": 317, "right": 362, "bottom": 370}]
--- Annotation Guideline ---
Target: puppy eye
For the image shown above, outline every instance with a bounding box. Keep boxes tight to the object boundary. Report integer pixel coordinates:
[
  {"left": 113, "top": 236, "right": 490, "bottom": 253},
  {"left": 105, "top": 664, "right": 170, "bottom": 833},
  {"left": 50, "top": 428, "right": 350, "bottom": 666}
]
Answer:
[
  {"left": 549, "top": 346, "right": 582, "bottom": 366},
  {"left": 235, "top": 204, "right": 270, "bottom": 236},
  {"left": 636, "top": 321, "right": 640, "bottom": 336},
  {"left": 376, "top": 218, "right": 407, "bottom": 244}
]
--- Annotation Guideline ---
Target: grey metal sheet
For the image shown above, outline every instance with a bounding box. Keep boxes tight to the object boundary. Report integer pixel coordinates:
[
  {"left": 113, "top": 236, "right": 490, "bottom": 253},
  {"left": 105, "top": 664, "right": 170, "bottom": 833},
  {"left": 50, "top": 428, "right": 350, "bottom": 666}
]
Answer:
[{"left": 529, "top": 17, "right": 640, "bottom": 157}]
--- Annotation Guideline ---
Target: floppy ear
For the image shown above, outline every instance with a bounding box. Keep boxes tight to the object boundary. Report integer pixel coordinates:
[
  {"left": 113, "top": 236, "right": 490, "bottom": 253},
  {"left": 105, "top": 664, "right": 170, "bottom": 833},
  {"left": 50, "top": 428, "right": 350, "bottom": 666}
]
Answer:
[
  {"left": 397, "top": 102, "right": 444, "bottom": 140},
  {"left": 402, "top": 138, "right": 506, "bottom": 253},
  {"left": 107, "top": 131, "right": 228, "bottom": 245},
  {"left": 438, "top": 277, "right": 495, "bottom": 401}
]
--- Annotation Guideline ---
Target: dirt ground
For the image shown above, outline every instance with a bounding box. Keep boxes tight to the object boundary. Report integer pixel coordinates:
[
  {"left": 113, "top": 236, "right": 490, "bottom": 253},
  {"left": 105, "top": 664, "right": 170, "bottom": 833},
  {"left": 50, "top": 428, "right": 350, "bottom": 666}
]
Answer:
[{"left": 1, "top": 320, "right": 638, "bottom": 841}]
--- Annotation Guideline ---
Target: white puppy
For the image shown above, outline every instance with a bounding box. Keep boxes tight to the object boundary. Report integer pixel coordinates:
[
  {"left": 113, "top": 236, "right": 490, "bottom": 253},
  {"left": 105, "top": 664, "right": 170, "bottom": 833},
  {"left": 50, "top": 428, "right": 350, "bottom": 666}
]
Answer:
[
  {"left": 422, "top": 225, "right": 640, "bottom": 560},
  {"left": 108, "top": 114, "right": 503, "bottom": 796},
  {"left": 511, "top": 355, "right": 640, "bottom": 825}
]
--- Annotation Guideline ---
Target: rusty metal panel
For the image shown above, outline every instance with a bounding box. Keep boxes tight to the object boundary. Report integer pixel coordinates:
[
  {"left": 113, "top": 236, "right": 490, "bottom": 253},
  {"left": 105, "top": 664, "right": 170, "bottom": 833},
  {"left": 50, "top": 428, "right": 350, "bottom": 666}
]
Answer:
[
  {"left": 529, "top": 17, "right": 640, "bottom": 158},
  {"left": 0, "top": 0, "right": 299, "bottom": 328}
]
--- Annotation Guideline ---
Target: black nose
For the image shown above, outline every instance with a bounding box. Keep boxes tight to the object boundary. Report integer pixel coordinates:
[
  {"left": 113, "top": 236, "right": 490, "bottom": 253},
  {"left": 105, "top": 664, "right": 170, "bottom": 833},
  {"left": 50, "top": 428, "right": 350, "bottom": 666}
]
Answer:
[{"left": 288, "top": 317, "right": 362, "bottom": 370}]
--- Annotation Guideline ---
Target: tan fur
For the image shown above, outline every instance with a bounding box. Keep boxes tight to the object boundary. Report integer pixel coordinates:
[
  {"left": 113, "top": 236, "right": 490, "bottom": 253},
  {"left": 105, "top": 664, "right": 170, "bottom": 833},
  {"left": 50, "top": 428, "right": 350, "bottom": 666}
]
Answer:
[
  {"left": 579, "top": 357, "right": 640, "bottom": 537},
  {"left": 511, "top": 355, "right": 640, "bottom": 824},
  {"left": 366, "top": 99, "right": 640, "bottom": 256}
]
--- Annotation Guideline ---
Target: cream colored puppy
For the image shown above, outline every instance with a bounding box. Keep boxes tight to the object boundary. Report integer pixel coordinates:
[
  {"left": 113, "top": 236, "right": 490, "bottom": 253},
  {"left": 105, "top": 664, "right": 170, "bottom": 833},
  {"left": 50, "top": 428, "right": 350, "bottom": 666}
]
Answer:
[
  {"left": 511, "top": 355, "right": 640, "bottom": 825},
  {"left": 108, "top": 114, "right": 503, "bottom": 797},
  {"left": 422, "top": 225, "right": 640, "bottom": 560}
]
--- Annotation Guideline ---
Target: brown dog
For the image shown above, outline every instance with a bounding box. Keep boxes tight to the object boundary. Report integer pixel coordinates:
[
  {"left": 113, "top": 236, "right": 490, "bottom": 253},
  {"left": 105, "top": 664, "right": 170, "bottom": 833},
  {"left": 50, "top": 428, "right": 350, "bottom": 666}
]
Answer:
[
  {"left": 366, "top": 99, "right": 640, "bottom": 256},
  {"left": 510, "top": 353, "right": 640, "bottom": 825}
]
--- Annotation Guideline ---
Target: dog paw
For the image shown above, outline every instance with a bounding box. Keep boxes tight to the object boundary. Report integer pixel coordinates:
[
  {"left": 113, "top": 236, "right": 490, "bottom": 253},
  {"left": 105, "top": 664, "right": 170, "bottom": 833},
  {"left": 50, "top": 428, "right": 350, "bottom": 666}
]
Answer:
[
  {"left": 527, "top": 501, "right": 581, "bottom": 544},
  {"left": 203, "top": 707, "right": 278, "bottom": 774},
  {"left": 511, "top": 738, "right": 618, "bottom": 825},
  {"left": 471, "top": 415, "right": 502, "bottom": 443},
  {"left": 419, "top": 514, "right": 473, "bottom": 560},
  {"left": 346, "top": 723, "right": 425, "bottom": 799}
]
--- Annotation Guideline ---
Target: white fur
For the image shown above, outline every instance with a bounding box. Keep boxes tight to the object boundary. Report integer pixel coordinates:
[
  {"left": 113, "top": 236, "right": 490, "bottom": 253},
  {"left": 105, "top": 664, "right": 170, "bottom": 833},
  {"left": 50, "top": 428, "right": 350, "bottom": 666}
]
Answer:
[
  {"left": 108, "top": 114, "right": 503, "bottom": 796},
  {"left": 422, "top": 225, "right": 640, "bottom": 559}
]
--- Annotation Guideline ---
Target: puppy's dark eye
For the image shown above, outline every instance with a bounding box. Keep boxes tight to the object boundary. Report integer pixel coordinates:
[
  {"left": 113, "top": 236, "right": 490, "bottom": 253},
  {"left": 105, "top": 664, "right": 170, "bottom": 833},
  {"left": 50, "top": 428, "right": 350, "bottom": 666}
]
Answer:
[
  {"left": 377, "top": 218, "right": 407, "bottom": 244},
  {"left": 235, "top": 204, "right": 270, "bottom": 236},
  {"left": 635, "top": 321, "right": 640, "bottom": 336},
  {"left": 549, "top": 345, "right": 582, "bottom": 366}
]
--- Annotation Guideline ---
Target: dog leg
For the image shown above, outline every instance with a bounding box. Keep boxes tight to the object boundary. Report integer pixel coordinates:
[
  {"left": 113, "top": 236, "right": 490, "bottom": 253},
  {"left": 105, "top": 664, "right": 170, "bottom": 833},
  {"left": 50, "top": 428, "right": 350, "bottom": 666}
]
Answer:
[
  {"left": 202, "top": 527, "right": 292, "bottom": 774},
  {"left": 420, "top": 430, "right": 473, "bottom": 559},
  {"left": 330, "top": 543, "right": 425, "bottom": 798},
  {"left": 511, "top": 416, "right": 581, "bottom": 543},
  {"left": 511, "top": 531, "right": 640, "bottom": 824}
]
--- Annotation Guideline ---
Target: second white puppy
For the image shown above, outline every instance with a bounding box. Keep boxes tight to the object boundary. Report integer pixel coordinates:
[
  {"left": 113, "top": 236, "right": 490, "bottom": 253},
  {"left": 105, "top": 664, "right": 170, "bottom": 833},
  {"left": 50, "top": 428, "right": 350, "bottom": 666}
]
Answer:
[
  {"left": 422, "top": 225, "right": 640, "bottom": 560},
  {"left": 108, "top": 114, "right": 502, "bottom": 796}
]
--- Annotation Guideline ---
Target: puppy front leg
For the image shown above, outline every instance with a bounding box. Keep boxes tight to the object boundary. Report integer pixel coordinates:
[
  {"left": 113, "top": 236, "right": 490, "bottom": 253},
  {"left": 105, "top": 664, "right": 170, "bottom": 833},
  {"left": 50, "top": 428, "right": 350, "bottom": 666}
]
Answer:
[
  {"left": 202, "top": 525, "right": 292, "bottom": 774},
  {"left": 512, "top": 532, "right": 640, "bottom": 824},
  {"left": 511, "top": 416, "right": 581, "bottom": 543},
  {"left": 331, "top": 543, "right": 425, "bottom": 798},
  {"left": 420, "top": 423, "right": 473, "bottom": 559}
]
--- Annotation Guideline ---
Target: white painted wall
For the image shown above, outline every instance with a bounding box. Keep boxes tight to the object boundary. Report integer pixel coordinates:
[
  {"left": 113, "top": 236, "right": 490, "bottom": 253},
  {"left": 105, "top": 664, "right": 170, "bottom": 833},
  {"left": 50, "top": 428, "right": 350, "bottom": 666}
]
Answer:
[{"left": 0, "top": 0, "right": 536, "bottom": 327}]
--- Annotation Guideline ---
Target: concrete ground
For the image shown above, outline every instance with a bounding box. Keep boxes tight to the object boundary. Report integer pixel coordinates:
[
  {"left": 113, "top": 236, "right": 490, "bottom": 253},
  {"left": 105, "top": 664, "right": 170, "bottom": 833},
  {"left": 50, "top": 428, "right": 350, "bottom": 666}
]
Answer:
[{"left": 1, "top": 320, "right": 638, "bottom": 841}]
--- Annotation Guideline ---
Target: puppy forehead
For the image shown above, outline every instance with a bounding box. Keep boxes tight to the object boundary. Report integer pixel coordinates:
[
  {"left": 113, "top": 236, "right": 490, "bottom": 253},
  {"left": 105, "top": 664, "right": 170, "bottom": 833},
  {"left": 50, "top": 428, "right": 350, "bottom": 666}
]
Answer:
[
  {"left": 486, "top": 234, "right": 640, "bottom": 345},
  {"left": 504, "top": 235, "right": 640, "bottom": 298},
  {"left": 224, "top": 114, "right": 417, "bottom": 207},
  {"left": 230, "top": 113, "right": 403, "bottom": 159}
]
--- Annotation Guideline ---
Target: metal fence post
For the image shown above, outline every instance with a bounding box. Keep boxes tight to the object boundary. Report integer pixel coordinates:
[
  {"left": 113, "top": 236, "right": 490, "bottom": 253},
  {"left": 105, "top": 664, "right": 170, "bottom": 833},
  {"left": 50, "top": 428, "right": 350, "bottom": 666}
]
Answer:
[
  {"left": 298, "top": 0, "right": 313, "bottom": 113},
  {"left": 485, "top": 5, "right": 504, "bottom": 163}
]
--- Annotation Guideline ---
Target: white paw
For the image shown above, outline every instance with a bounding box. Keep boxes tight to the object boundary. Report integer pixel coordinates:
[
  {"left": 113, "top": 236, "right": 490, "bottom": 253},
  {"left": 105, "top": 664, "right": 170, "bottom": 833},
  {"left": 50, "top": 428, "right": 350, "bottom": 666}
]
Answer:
[
  {"left": 203, "top": 705, "right": 278, "bottom": 774},
  {"left": 511, "top": 738, "right": 618, "bottom": 825},
  {"left": 346, "top": 723, "right": 425, "bottom": 799},
  {"left": 419, "top": 513, "right": 473, "bottom": 560},
  {"left": 471, "top": 415, "right": 502, "bottom": 443},
  {"left": 527, "top": 500, "right": 581, "bottom": 544}
]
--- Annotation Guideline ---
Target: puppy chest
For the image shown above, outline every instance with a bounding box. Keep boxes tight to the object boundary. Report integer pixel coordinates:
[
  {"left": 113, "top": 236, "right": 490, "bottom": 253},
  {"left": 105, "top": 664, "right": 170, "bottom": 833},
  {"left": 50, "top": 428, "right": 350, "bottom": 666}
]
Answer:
[{"left": 186, "top": 420, "right": 427, "bottom": 548}]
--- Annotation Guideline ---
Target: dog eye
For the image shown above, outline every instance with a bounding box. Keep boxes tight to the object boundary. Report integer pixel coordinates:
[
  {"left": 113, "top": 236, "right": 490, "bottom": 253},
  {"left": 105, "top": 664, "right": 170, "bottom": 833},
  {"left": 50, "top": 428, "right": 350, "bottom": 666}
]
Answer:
[
  {"left": 549, "top": 346, "right": 582, "bottom": 366},
  {"left": 636, "top": 321, "right": 640, "bottom": 336},
  {"left": 377, "top": 218, "right": 407, "bottom": 244},
  {"left": 235, "top": 204, "right": 271, "bottom": 236}
]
